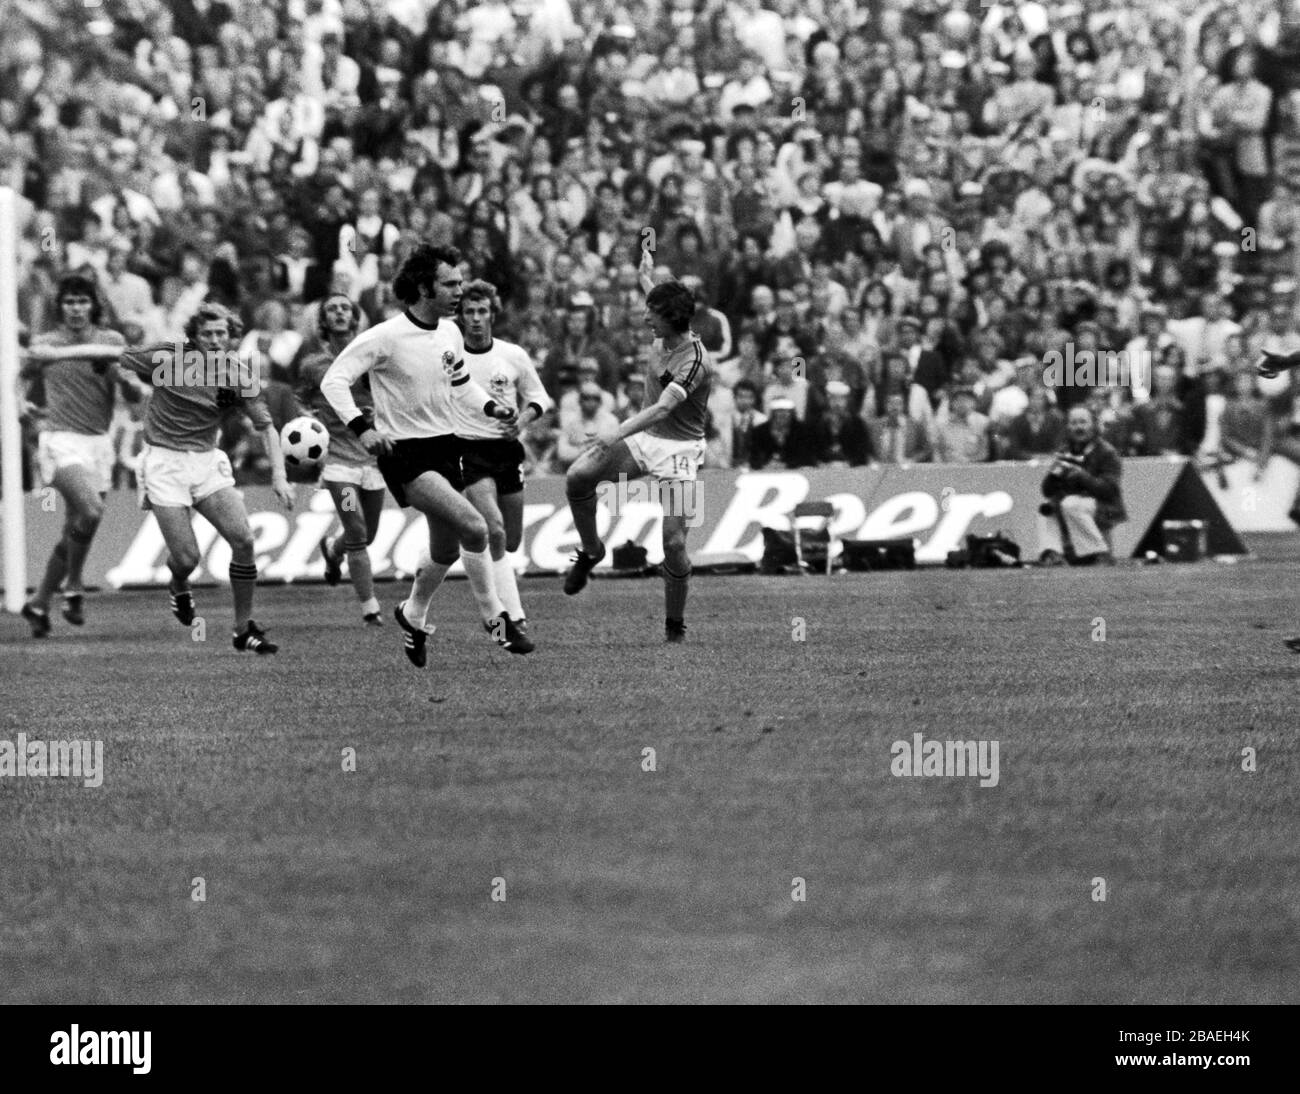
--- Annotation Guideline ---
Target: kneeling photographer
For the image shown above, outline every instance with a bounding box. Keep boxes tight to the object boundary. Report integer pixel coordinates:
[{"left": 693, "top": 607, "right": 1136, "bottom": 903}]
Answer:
[{"left": 1038, "top": 406, "right": 1126, "bottom": 565}]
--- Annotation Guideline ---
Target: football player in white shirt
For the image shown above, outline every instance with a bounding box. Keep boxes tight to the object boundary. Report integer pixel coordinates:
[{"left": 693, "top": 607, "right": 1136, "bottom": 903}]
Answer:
[
  {"left": 453, "top": 281, "right": 553, "bottom": 649},
  {"left": 321, "top": 244, "right": 524, "bottom": 667}
]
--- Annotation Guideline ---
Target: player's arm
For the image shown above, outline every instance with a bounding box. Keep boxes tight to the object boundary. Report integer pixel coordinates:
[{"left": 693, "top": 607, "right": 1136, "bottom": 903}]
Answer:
[
  {"left": 513, "top": 352, "right": 553, "bottom": 429},
  {"left": 238, "top": 368, "right": 293, "bottom": 508},
  {"left": 449, "top": 359, "right": 515, "bottom": 423},
  {"left": 1257, "top": 350, "right": 1300, "bottom": 378},
  {"left": 22, "top": 340, "right": 126, "bottom": 364},
  {"left": 321, "top": 331, "right": 392, "bottom": 455},
  {"left": 610, "top": 384, "right": 682, "bottom": 444},
  {"left": 638, "top": 247, "right": 668, "bottom": 295}
]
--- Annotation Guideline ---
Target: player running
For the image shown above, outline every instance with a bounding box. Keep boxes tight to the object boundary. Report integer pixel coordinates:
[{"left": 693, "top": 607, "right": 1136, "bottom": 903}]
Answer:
[
  {"left": 1257, "top": 348, "right": 1300, "bottom": 653},
  {"left": 563, "top": 252, "right": 711, "bottom": 642},
  {"left": 297, "top": 294, "right": 385, "bottom": 626},
  {"left": 19, "top": 275, "right": 133, "bottom": 637},
  {"left": 453, "top": 279, "right": 552, "bottom": 652},
  {"left": 320, "top": 243, "right": 525, "bottom": 668},
  {"left": 117, "top": 302, "right": 294, "bottom": 653}
]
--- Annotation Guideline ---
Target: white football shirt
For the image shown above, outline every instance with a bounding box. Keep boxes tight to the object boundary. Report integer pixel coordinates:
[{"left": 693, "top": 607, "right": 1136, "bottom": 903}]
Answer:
[
  {"left": 455, "top": 337, "right": 552, "bottom": 440},
  {"left": 321, "top": 310, "right": 496, "bottom": 440}
]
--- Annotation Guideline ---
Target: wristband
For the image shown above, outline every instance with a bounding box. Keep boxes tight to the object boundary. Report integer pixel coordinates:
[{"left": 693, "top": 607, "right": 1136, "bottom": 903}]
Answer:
[
  {"left": 347, "top": 415, "right": 370, "bottom": 437},
  {"left": 484, "top": 400, "right": 498, "bottom": 418}
]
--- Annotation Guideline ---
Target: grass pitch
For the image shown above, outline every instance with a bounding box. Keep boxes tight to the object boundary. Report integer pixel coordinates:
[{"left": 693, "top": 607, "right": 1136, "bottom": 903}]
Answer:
[{"left": 2, "top": 538, "right": 1298, "bottom": 1004}]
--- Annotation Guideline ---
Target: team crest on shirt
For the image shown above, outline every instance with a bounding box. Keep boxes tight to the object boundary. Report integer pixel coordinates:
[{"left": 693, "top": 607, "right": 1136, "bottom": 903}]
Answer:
[
  {"left": 442, "top": 350, "right": 457, "bottom": 375},
  {"left": 489, "top": 369, "right": 510, "bottom": 393}
]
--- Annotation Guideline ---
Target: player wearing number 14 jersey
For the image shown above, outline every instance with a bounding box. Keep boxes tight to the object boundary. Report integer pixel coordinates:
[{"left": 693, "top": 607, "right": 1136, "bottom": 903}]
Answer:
[{"left": 563, "top": 255, "right": 712, "bottom": 642}]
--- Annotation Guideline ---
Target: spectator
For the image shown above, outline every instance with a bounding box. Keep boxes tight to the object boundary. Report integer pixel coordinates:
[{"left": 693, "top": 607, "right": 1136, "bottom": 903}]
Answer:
[
  {"left": 100, "top": 236, "right": 154, "bottom": 329},
  {"left": 556, "top": 381, "right": 619, "bottom": 471},
  {"left": 933, "top": 387, "right": 991, "bottom": 464},
  {"left": 239, "top": 300, "right": 303, "bottom": 386},
  {"left": 1129, "top": 363, "right": 1190, "bottom": 455},
  {"left": 1207, "top": 368, "right": 1270, "bottom": 481},
  {"left": 866, "top": 390, "right": 932, "bottom": 465},
  {"left": 804, "top": 381, "right": 871, "bottom": 467},
  {"left": 750, "top": 397, "right": 806, "bottom": 470},
  {"left": 712, "top": 378, "right": 765, "bottom": 470},
  {"left": 1002, "top": 388, "right": 1066, "bottom": 461},
  {"left": 762, "top": 346, "right": 810, "bottom": 421}
]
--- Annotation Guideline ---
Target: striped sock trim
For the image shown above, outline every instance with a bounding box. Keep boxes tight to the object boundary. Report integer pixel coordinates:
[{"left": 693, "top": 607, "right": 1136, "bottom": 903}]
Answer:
[{"left": 229, "top": 562, "right": 258, "bottom": 582}]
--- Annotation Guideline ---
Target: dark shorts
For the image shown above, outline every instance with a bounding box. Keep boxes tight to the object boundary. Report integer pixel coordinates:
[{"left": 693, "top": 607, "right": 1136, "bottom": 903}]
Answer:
[
  {"left": 459, "top": 437, "right": 526, "bottom": 496},
  {"left": 377, "top": 435, "right": 464, "bottom": 507}
]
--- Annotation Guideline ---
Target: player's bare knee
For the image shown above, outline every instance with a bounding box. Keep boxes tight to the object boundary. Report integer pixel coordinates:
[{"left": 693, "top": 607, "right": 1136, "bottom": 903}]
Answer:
[
  {"left": 488, "top": 527, "right": 507, "bottom": 557},
  {"left": 456, "top": 509, "right": 488, "bottom": 551},
  {"left": 170, "top": 548, "right": 200, "bottom": 576},
  {"left": 227, "top": 530, "right": 256, "bottom": 560},
  {"left": 566, "top": 465, "right": 596, "bottom": 498},
  {"left": 75, "top": 499, "right": 105, "bottom": 531}
]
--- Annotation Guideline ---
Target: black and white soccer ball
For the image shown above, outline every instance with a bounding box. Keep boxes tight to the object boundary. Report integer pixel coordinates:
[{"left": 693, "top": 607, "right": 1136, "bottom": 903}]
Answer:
[{"left": 280, "top": 415, "right": 330, "bottom": 467}]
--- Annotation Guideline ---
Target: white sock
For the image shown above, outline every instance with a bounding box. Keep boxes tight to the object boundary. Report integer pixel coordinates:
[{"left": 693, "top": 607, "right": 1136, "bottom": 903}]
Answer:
[
  {"left": 493, "top": 554, "right": 524, "bottom": 620},
  {"left": 460, "top": 546, "right": 504, "bottom": 622},
  {"left": 406, "top": 555, "right": 450, "bottom": 629},
  {"left": 360, "top": 596, "right": 380, "bottom": 617}
]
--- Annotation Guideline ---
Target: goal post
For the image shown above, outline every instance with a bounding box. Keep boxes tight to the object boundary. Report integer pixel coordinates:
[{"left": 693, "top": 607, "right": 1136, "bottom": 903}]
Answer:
[{"left": 0, "top": 186, "right": 27, "bottom": 612}]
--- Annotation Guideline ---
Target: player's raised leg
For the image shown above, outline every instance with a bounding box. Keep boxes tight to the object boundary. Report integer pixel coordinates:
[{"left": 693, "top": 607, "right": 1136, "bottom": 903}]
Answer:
[
  {"left": 564, "top": 440, "right": 641, "bottom": 595},
  {"left": 465, "top": 475, "right": 533, "bottom": 651},
  {"left": 150, "top": 504, "right": 203, "bottom": 626},
  {"left": 194, "top": 486, "right": 277, "bottom": 653}
]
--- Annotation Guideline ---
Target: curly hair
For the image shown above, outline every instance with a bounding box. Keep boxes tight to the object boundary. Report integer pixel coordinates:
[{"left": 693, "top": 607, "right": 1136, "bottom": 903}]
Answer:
[
  {"left": 459, "top": 279, "right": 502, "bottom": 322},
  {"left": 645, "top": 279, "right": 696, "bottom": 332},
  {"left": 55, "top": 274, "right": 103, "bottom": 326},
  {"left": 392, "top": 243, "right": 463, "bottom": 305},
  {"left": 184, "top": 301, "right": 244, "bottom": 345}
]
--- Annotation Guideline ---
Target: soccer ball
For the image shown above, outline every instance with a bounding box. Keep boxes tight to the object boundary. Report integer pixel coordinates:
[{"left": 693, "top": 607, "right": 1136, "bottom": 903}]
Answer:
[{"left": 280, "top": 416, "right": 330, "bottom": 468}]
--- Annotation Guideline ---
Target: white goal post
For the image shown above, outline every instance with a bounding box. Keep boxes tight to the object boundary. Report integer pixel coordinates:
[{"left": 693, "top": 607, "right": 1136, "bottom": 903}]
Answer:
[{"left": 0, "top": 186, "right": 26, "bottom": 612}]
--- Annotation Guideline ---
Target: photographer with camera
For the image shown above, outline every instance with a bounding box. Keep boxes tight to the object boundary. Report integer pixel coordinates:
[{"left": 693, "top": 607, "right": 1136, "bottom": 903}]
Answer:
[{"left": 1037, "top": 406, "right": 1126, "bottom": 566}]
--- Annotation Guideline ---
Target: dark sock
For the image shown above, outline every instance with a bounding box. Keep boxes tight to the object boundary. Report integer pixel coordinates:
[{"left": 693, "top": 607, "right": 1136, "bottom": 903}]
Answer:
[
  {"left": 230, "top": 561, "right": 257, "bottom": 630},
  {"left": 34, "top": 539, "right": 69, "bottom": 610},
  {"left": 663, "top": 563, "right": 691, "bottom": 621},
  {"left": 63, "top": 523, "right": 98, "bottom": 589},
  {"left": 567, "top": 490, "right": 602, "bottom": 556}
]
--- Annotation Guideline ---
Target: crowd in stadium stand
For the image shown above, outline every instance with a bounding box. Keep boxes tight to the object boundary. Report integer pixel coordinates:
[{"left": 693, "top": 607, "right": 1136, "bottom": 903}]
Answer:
[{"left": 3, "top": 0, "right": 1300, "bottom": 511}]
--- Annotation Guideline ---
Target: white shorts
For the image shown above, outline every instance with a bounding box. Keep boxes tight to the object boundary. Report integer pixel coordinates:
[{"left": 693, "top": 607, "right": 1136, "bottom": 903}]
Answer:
[
  {"left": 38, "top": 431, "right": 114, "bottom": 494},
  {"left": 624, "top": 433, "right": 706, "bottom": 482},
  {"left": 137, "top": 444, "right": 235, "bottom": 510},
  {"left": 321, "top": 462, "right": 386, "bottom": 491}
]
